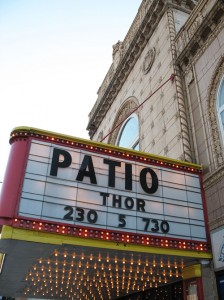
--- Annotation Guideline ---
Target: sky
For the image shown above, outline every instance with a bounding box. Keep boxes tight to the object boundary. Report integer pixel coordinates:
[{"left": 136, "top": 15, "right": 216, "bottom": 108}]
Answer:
[{"left": 0, "top": 0, "right": 142, "bottom": 184}]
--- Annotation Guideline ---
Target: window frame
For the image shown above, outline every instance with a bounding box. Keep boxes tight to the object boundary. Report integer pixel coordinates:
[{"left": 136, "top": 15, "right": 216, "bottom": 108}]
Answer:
[
  {"left": 116, "top": 113, "right": 139, "bottom": 150},
  {"left": 217, "top": 75, "right": 224, "bottom": 143}
]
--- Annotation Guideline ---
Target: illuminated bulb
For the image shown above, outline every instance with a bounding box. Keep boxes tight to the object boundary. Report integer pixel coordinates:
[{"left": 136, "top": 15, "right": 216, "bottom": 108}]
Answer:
[
  {"left": 81, "top": 252, "right": 84, "bottom": 260},
  {"left": 153, "top": 258, "right": 156, "bottom": 267},
  {"left": 90, "top": 253, "right": 93, "bottom": 261},
  {"left": 160, "top": 259, "right": 164, "bottom": 267},
  {"left": 174, "top": 260, "right": 177, "bottom": 269},
  {"left": 169, "top": 269, "right": 172, "bottom": 277},
  {"left": 181, "top": 259, "right": 184, "bottom": 268},
  {"left": 115, "top": 255, "right": 118, "bottom": 263},
  {"left": 72, "top": 253, "right": 76, "bottom": 259},
  {"left": 150, "top": 267, "right": 153, "bottom": 275},
  {"left": 145, "top": 258, "right": 149, "bottom": 267},
  {"left": 138, "top": 258, "right": 141, "bottom": 266},
  {"left": 167, "top": 259, "right": 171, "bottom": 268},
  {"left": 107, "top": 254, "right": 110, "bottom": 262}
]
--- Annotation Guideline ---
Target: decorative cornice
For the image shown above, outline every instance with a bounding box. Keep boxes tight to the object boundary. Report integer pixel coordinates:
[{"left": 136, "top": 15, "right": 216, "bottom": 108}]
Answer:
[
  {"left": 206, "top": 56, "right": 224, "bottom": 169},
  {"left": 167, "top": 8, "right": 193, "bottom": 162},
  {"left": 87, "top": 0, "right": 198, "bottom": 138},
  {"left": 203, "top": 163, "right": 224, "bottom": 189},
  {"left": 175, "top": 0, "right": 224, "bottom": 70}
]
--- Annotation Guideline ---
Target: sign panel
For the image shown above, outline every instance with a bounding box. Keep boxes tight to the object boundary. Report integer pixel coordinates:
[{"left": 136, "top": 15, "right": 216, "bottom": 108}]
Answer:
[
  {"left": 211, "top": 227, "right": 224, "bottom": 270},
  {"left": 18, "top": 138, "right": 206, "bottom": 242}
]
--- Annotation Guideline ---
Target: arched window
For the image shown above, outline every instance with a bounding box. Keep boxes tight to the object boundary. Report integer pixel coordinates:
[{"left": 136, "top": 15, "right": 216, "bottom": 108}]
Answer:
[
  {"left": 217, "top": 75, "right": 224, "bottom": 143},
  {"left": 116, "top": 114, "right": 139, "bottom": 150}
]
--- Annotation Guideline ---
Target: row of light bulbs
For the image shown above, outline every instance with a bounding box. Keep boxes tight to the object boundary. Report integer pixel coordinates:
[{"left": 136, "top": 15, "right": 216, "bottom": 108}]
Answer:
[{"left": 23, "top": 249, "right": 184, "bottom": 299}]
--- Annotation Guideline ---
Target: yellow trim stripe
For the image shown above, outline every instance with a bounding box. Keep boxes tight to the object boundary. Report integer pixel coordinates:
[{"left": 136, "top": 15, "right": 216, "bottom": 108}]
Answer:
[
  {"left": 1, "top": 226, "right": 212, "bottom": 259},
  {"left": 182, "top": 264, "right": 202, "bottom": 280},
  {"left": 11, "top": 126, "right": 202, "bottom": 170}
]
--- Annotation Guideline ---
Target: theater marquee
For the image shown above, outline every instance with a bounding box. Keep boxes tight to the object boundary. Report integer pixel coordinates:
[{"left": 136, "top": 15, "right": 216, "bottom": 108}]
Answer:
[{"left": 0, "top": 127, "right": 210, "bottom": 252}]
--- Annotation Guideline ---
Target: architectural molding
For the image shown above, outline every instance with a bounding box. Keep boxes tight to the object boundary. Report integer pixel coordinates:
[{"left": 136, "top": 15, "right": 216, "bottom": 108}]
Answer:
[
  {"left": 175, "top": 0, "right": 224, "bottom": 71},
  {"left": 87, "top": 0, "right": 198, "bottom": 138},
  {"left": 203, "top": 163, "right": 224, "bottom": 189},
  {"left": 206, "top": 56, "right": 224, "bottom": 169},
  {"left": 108, "top": 98, "right": 139, "bottom": 146},
  {"left": 167, "top": 8, "right": 193, "bottom": 162},
  {"left": 142, "top": 47, "right": 156, "bottom": 74}
]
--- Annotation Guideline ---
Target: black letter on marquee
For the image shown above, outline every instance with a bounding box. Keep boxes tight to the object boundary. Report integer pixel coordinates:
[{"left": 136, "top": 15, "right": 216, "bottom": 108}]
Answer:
[
  {"left": 137, "top": 199, "right": 145, "bottom": 212},
  {"left": 112, "top": 194, "right": 122, "bottom": 208},
  {"left": 104, "top": 159, "right": 121, "bottom": 187},
  {"left": 50, "top": 148, "right": 72, "bottom": 176},
  {"left": 100, "top": 192, "right": 110, "bottom": 206},
  {"left": 76, "top": 155, "right": 97, "bottom": 184},
  {"left": 125, "top": 163, "right": 132, "bottom": 190},
  {"left": 124, "top": 197, "right": 134, "bottom": 210},
  {"left": 140, "top": 168, "right": 158, "bottom": 194}
]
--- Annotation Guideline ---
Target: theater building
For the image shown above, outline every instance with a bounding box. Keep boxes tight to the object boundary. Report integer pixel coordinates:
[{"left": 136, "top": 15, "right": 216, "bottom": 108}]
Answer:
[
  {"left": 86, "top": 0, "right": 224, "bottom": 298},
  {"left": 0, "top": 0, "right": 223, "bottom": 300}
]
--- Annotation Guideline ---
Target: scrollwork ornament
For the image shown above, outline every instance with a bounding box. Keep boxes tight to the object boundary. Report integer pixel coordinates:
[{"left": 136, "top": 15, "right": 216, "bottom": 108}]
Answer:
[
  {"left": 143, "top": 48, "right": 156, "bottom": 75},
  {"left": 207, "top": 56, "right": 224, "bottom": 168}
]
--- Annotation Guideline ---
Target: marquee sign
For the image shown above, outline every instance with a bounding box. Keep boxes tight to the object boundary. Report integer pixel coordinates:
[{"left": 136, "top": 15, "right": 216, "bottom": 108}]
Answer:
[{"left": 0, "top": 127, "right": 210, "bottom": 252}]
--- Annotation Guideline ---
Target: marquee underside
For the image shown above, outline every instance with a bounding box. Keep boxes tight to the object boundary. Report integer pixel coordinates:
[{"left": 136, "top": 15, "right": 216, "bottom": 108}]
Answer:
[{"left": 0, "top": 226, "right": 212, "bottom": 299}]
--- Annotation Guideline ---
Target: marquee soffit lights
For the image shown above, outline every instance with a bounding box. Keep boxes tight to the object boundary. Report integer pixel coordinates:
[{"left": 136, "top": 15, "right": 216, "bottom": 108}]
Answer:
[
  {"left": 23, "top": 247, "right": 185, "bottom": 299},
  {"left": 10, "top": 126, "right": 202, "bottom": 173}
]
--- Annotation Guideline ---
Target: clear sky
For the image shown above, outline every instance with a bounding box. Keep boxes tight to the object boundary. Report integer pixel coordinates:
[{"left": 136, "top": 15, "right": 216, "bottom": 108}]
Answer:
[{"left": 0, "top": 0, "right": 142, "bottom": 184}]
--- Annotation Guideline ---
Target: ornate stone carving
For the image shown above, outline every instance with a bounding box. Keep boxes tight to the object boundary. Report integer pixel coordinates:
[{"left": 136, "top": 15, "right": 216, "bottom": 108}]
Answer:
[
  {"left": 188, "top": 12, "right": 204, "bottom": 39},
  {"left": 206, "top": 56, "right": 224, "bottom": 168},
  {"left": 186, "top": 66, "right": 194, "bottom": 85},
  {"left": 88, "top": 0, "right": 199, "bottom": 138},
  {"left": 143, "top": 48, "right": 156, "bottom": 74},
  {"left": 112, "top": 40, "right": 123, "bottom": 69},
  {"left": 167, "top": 8, "right": 193, "bottom": 162},
  {"left": 108, "top": 98, "right": 139, "bottom": 145},
  {"left": 97, "top": 131, "right": 103, "bottom": 142}
]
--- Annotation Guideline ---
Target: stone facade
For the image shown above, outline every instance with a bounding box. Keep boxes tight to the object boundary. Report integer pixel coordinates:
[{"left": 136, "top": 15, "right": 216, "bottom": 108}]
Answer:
[{"left": 88, "top": 0, "right": 224, "bottom": 299}]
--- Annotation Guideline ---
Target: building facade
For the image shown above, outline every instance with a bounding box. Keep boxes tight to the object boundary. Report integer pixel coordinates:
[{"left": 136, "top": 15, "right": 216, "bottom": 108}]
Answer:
[{"left": 87, "top": 0, "right": 224, "bottom": 298}]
